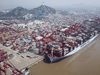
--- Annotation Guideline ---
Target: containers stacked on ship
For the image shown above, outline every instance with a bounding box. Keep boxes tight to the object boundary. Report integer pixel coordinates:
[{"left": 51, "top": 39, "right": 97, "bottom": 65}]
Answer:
[{"left": 44, "top": 21, "right": 99, "bottom": 63}]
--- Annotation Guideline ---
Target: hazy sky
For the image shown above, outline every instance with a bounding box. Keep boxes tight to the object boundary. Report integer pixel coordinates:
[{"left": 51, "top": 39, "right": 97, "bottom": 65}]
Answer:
[{"left": 0, "top": 0, "right": 100, "bottom": 9}]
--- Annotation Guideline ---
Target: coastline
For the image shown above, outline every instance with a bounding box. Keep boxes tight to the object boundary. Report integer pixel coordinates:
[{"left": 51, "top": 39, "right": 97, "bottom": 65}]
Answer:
[{"left": 1, "top": 33, "right": 100, "bottom": 74}]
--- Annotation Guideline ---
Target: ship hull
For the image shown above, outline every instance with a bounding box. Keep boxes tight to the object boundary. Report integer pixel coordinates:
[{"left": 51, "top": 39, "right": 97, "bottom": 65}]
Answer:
[{"left": 45, "top": 34, "right": 99, "bottom": 63}]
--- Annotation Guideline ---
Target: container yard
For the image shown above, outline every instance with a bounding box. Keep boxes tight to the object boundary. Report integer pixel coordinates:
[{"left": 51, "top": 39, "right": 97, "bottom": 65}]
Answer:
[{"left": 0, "top": 17, "right": 100, "bottom": 74}]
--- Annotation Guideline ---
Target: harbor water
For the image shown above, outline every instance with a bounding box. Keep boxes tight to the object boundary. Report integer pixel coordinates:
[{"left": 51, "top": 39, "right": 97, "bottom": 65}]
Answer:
[{"left": 29, "top": 34, "right": 100, "bottom": 75}]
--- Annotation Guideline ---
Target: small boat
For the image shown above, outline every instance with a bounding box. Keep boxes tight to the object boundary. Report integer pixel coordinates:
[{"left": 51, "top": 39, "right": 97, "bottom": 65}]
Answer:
[{"left": 22, "top": 68, "right": 30, "bottom": 75}]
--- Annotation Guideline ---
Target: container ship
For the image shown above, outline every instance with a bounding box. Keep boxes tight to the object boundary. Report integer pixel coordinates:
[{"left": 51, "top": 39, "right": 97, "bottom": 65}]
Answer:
[
  {"left": 36, "top": 23, "right": 99, "bottom": 63},
  {"left": 44, "top": 34, "right": 98, "bottom": 63}
]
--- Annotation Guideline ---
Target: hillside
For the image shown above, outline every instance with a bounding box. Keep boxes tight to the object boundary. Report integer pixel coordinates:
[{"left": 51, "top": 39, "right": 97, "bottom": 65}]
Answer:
[
  {"left": 30, "top": 5, "right": 56, "bottom": 16},
  {"left": 4, "top": 6, "right": 29, "bottom": 17}
]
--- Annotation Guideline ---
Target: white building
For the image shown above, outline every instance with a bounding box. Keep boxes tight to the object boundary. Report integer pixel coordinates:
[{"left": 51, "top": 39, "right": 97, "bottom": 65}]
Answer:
[
  {"left": 17, "top": 24, "right": 27, "bottom": 28},
  {"left": 34, "top": 20, "right": 44, "bottom": 24},
  {"left": 28, "top": 22, "right": 33, "bottom": 26}
]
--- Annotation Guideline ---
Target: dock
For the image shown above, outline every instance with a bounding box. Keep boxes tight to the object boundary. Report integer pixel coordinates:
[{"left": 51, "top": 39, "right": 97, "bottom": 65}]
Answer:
[{"left": 0, "top": 43, "right": 44, "bottom": 75}]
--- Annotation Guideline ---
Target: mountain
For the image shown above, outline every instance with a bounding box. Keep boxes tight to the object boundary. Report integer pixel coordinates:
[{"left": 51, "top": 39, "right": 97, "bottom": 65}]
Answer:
[
  {"left": 1, "top": 5, "right": 56, "bottom": 20},
  {"left": 0, "top": 11, "right": 4, "bottom": 16},
  {"left": 58, "top": 10, "right": 69, "bottom": 15},
  {"left": 30, "top": 5, "right": 56, "bottom": 16},
  {"left": 4, "top": 6, "right": 29, "bottom": 17}
]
